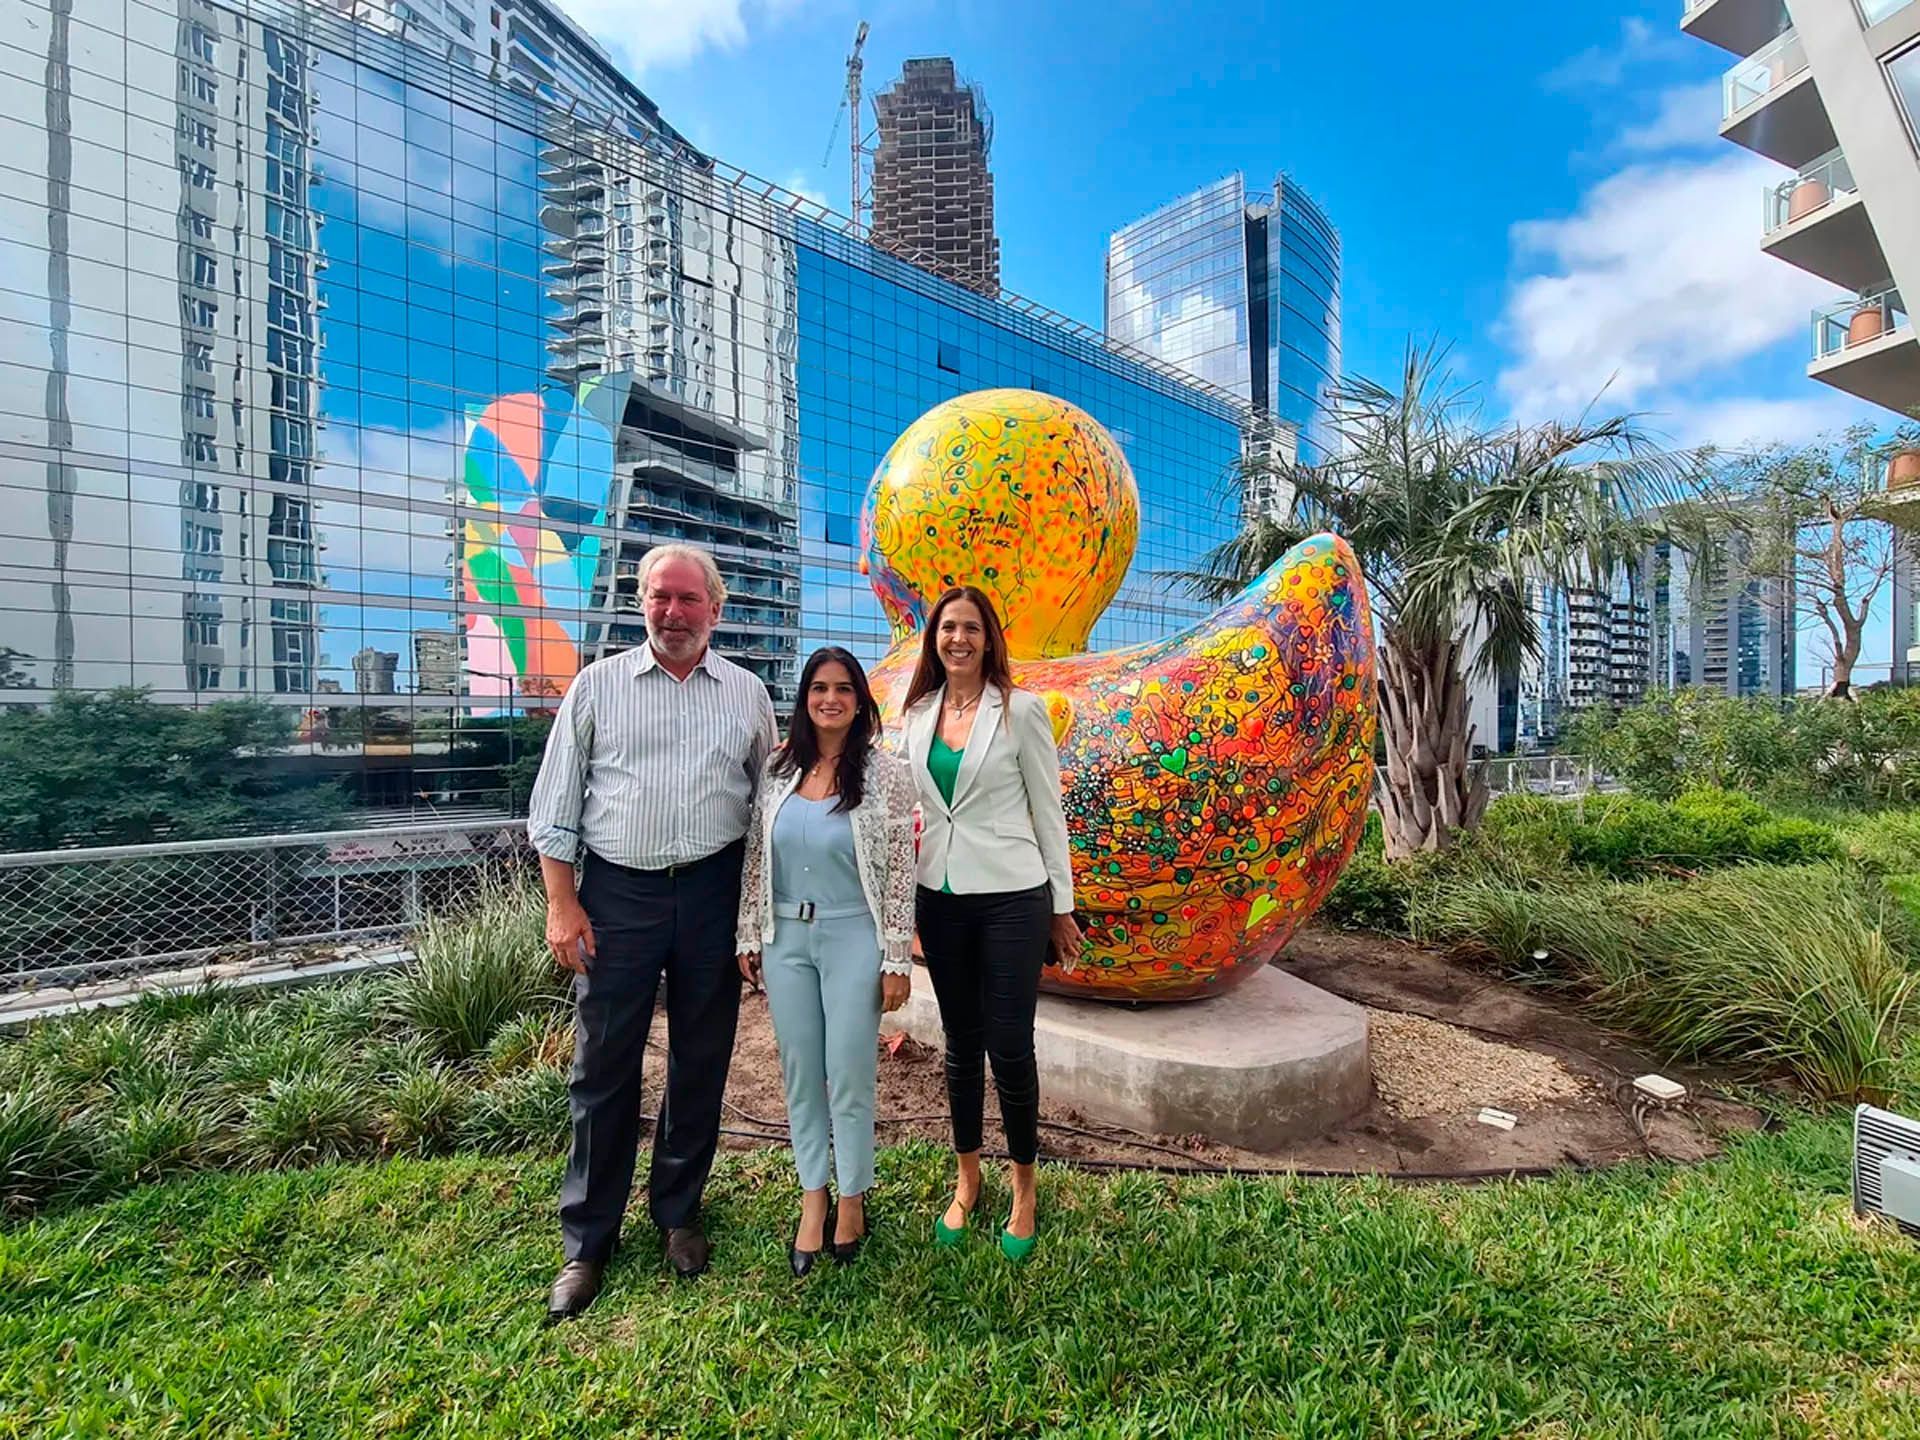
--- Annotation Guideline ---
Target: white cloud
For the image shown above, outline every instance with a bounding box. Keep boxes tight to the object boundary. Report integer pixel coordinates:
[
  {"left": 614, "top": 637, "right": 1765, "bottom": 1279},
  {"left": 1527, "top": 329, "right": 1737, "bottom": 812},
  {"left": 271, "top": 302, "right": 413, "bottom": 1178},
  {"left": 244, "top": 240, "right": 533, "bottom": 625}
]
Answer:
[
  {"left": 1544, "top": 17, "right": 1689, "bottom": 94},
  {"left": 548, "top": 0, "right": 804, "bottom": 74},
  {"left": 1496, "top": 153, "right": 1831, "bottom": 428},
  {"left": 780, "top": 170, "right": 829, "bottom": 209},
  {"left": 1618, "top": 81, "right": 1722, "bottom": 154},
  {"left": 1644, "top": 392, "right": 1867, "bottom": 450}
]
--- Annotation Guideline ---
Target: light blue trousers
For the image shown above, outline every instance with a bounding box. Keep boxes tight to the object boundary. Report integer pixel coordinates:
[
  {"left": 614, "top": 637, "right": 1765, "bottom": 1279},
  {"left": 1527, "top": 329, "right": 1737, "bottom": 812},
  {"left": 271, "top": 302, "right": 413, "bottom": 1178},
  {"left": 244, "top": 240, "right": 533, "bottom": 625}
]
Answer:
[{"left": 761, "top": 906, "right": 883, "bottom": 1194}]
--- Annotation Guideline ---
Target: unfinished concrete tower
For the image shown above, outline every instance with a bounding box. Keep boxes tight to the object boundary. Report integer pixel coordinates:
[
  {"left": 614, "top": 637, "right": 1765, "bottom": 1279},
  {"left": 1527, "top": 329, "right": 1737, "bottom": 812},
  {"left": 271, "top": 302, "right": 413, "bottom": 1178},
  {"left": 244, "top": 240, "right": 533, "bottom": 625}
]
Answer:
[{"left": 869, "top": 58, "right": 999, "bottom": 298}]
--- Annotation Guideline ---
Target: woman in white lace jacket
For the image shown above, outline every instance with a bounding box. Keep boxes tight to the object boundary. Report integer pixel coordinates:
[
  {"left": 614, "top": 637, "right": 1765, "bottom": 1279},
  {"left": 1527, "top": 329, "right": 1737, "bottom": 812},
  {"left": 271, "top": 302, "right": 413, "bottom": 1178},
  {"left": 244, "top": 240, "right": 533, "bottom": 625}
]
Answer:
[{"left": 736, "top": 646, "right": 917, "bottom": 1276}]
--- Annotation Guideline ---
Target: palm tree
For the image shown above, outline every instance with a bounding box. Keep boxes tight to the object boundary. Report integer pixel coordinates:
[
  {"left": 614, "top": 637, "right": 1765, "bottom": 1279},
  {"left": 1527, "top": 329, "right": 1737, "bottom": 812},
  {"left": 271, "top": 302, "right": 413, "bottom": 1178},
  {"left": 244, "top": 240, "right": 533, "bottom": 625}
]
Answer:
[{"left": 1182, "top": 344, "right": 1692, "bottom": 859}]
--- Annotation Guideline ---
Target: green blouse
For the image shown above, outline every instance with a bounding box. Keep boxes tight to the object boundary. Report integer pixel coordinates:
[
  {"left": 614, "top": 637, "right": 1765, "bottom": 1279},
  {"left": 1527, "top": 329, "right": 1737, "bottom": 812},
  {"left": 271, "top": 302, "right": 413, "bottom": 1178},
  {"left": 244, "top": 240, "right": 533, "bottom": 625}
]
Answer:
[{"left": 927, "top": 734, "right": 964, "bottom": 893}]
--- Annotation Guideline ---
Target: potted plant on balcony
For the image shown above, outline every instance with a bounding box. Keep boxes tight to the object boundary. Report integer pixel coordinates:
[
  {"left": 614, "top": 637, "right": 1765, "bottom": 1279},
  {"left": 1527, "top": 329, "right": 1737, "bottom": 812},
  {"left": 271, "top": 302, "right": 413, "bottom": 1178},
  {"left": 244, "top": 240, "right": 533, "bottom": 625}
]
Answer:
[
  {"left": 1786, "top": 173, "right": 1831, "bottom": 223},
  {"left": 1888, "top": 448, "right": 1920, "bottom": 493},
  {"left": 1848, "top": 300, "right": 1889, "bottom": 347}
]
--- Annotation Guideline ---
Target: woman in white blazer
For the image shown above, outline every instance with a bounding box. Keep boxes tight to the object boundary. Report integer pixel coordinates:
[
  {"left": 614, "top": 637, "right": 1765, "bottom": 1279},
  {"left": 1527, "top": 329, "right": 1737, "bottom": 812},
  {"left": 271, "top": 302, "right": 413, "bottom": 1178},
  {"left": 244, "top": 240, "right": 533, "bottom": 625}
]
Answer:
[
  {"left": 736, "top": 647, "right": 917, "bottom": 1277},
  {"left": 901, "top": 585, "right": 1080, "bottom": 1262}
]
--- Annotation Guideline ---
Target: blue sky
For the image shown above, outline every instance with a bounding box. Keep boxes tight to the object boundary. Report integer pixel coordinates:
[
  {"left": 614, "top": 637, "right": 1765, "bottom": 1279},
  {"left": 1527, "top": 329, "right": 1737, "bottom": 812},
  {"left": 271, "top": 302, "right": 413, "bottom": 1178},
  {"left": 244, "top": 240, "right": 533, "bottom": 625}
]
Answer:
[{"left": 544, "top": 0, "right": 1900, "bottom": 681}]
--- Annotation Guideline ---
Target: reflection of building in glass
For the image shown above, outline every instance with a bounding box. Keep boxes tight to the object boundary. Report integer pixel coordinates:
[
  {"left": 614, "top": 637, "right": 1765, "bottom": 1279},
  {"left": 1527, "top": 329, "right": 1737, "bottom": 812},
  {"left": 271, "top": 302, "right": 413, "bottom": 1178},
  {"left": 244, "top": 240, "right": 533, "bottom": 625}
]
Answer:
[
  {"left": 794, "top": 220, "right": 1253, "bottom": 670},
  {"left": 0, "top": 0, "right": 1255, "bottom": 824},
  {"left": 321, "top": 0, "right": 700, "bottom": 154},
  {"left": 412, "top": 629, "right": 460, "bottom": 692},
  {"left": 1513, "top": 580, "right": 1569, "bottom": 753},
  {"left": 533, "top": 127, "right": 801, "bottom": 700},
  {"left": 869, "top": 59, "right": 999, "bottom": 299},
  {"left": 353, "top": 646, "right": 399, "bottom": 692},
  {"left": 1105, "top": 173, "right": 1342, "bottom": 463},
  {"left": 0, "top": 0, "right": 320, "bottom": 700},
  {"left": 1675, "top": 535, "right": 1795, "bottom": 699}
]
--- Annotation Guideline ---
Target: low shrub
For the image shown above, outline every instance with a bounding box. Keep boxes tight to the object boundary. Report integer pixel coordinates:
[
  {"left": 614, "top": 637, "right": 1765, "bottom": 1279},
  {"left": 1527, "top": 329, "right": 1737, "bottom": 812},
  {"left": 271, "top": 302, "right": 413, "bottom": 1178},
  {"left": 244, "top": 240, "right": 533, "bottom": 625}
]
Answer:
[
  {"left": 1835, "top": 810, "right": 1920, "bottom": 876},
  {"left": 240, "top": 1074, "right": 380, "bottom": 1168},
  {"left": 1320, "top": 850, "right": 1411, "bottom": 932},
  {"left": 391, "top": 881, "right": 563, "bottom": 1062},
  {"left": 459, "top": 1064, "right": 571, "bottom": 1156},
  {"left": 484, "top": 1009, "right": 574, "bottom": 1076},
  {"left": 0, "top": 1075, "right": 94, "bottom": 1215},
  {"left": 380, "top": 1066, "right": 471, "bottom": 1159},
  {"left": 1415, "top": 863, "right": 1916, "bottom": 1103},
  {"left": 98, "top": 1093, "right": 225, "bottom": 1187}
]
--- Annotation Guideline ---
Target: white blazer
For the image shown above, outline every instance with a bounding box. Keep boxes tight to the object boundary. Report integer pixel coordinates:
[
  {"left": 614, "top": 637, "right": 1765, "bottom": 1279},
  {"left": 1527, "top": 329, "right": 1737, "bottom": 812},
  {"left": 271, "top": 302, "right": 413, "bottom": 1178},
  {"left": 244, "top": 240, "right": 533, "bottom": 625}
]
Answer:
[{"left": 903, "top": 685, "right": 1075, "bottom": 915}]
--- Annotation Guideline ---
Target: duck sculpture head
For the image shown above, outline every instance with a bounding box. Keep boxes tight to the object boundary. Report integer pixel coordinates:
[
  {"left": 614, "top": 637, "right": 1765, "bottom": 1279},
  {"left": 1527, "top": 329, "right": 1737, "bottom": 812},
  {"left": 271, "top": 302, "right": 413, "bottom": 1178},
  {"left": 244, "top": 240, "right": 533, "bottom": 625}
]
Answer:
[{"left": 861, "top": 388, "right": 1378, "bottom": 1002}]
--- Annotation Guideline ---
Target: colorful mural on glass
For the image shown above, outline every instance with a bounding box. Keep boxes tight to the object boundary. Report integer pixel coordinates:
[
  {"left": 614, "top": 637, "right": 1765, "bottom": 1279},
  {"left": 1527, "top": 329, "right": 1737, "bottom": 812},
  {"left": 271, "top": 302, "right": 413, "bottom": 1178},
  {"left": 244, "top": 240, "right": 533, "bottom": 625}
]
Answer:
[
  {"left": 862, "top": 388, "right": 1377, "bottom": 1002},
  {"left": 455, "top": 375, "right": 631, "bottom": 710}
]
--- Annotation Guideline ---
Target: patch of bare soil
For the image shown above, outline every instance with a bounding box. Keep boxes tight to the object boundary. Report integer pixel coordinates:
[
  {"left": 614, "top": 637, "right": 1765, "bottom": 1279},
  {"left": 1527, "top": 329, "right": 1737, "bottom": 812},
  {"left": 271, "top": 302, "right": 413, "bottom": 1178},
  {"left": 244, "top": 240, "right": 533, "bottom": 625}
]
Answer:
[{"left": 639, "top": 923, "right": 1764, "bottom": 1179}]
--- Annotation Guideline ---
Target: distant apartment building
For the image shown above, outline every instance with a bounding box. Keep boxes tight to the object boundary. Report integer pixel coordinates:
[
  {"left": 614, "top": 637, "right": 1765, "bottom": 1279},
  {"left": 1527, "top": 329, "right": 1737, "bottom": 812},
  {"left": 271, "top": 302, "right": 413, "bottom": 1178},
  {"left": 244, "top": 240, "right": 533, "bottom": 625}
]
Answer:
[
  {"left": 1682, "top": 0, "right": 1920, "bottom": 683},
  {"left": 868, "top": 59, "right": 999, "bottom": 298},
  {"left": 1475, "top": 532, "right": 1793, "bottom": 754}
]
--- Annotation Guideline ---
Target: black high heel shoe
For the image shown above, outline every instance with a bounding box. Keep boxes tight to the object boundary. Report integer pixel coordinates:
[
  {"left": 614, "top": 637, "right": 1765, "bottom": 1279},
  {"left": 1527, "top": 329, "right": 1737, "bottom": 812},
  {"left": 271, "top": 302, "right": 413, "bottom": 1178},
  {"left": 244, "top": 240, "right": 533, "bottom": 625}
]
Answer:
[
  {"left": 831, "top": 1205, "right": 870, "bottom": 1266},
  {"left": 789, "top": 1200, "right": 835, "bottom": 1278}
]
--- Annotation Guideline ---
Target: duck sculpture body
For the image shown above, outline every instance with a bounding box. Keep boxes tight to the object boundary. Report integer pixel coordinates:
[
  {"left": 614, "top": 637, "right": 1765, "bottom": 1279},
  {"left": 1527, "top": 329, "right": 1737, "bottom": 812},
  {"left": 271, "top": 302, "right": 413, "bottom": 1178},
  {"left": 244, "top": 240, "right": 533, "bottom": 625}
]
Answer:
[{"left": 861, "top": 388, "right": 1378, "bottom": 1002}]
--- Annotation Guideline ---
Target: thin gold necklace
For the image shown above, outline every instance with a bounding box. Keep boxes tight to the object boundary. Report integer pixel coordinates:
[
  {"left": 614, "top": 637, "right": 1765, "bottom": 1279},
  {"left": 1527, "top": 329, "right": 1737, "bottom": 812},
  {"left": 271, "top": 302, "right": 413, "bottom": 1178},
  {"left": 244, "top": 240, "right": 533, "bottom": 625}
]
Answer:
[{"left": 946, "top": 687, "right": 983, "bottom": 716}]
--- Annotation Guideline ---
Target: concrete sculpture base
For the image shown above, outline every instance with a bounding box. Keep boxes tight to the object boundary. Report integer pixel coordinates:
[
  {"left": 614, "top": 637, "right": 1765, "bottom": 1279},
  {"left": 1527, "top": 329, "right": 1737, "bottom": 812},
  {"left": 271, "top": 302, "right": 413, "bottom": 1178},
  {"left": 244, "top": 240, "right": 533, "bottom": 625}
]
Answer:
[{"left": 881, "top": 963, "right": 1372, "bottom": 1151}]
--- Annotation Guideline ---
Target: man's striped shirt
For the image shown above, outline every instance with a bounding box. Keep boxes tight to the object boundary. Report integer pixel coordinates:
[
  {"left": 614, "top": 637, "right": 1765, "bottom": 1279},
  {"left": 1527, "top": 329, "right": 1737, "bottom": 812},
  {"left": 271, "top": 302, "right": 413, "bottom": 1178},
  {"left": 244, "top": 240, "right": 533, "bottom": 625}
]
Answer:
[{"left": 527, "top": 643, "right": 776, "bottom": 871}]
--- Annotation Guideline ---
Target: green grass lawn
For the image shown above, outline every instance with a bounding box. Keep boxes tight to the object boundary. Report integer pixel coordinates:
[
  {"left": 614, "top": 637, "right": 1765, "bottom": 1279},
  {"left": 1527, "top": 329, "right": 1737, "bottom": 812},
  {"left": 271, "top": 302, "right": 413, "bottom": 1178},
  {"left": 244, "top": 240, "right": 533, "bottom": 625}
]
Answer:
[{"left": 5, "top": 1122, "right": 1920, "bottom": 1438}]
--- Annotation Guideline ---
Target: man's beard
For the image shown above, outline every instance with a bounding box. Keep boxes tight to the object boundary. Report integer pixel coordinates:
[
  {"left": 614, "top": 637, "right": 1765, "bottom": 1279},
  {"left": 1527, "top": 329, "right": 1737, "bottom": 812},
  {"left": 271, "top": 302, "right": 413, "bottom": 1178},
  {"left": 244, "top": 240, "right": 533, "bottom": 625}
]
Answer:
[{"left": 647, "top": 621, "right": 707, "bottom": 660}]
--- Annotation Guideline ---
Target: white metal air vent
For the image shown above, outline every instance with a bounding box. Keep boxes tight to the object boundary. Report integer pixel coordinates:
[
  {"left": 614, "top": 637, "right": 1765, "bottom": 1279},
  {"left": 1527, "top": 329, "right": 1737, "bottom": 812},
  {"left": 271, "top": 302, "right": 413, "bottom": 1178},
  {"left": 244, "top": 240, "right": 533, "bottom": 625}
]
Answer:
[{"left": 1853, "top": 1105, "right": 1920, "bottom": 1238}]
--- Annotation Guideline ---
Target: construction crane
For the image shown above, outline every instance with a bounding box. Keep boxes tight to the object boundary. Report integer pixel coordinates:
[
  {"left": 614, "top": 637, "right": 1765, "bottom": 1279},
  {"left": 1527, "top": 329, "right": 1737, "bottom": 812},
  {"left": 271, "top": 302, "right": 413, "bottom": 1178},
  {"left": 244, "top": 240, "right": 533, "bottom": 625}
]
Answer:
[{"left": 821, "top": 20, "right": 869, "bottom": 238}]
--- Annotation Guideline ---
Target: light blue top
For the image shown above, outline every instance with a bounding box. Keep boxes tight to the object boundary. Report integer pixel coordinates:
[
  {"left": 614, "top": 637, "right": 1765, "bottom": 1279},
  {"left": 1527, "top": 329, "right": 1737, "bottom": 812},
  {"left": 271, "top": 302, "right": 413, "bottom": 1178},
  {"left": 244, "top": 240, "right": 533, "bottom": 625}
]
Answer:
[{"left": 770, "top": 794, "right": 865, "bottom": 910}]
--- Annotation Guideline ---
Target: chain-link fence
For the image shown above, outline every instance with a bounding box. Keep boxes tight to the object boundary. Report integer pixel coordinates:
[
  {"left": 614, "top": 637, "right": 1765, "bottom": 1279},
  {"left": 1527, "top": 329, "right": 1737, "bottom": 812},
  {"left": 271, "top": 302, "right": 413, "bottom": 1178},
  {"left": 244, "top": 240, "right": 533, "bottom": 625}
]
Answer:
[{"left": 0, "top": 821, "right": 532, "bottom": 994}]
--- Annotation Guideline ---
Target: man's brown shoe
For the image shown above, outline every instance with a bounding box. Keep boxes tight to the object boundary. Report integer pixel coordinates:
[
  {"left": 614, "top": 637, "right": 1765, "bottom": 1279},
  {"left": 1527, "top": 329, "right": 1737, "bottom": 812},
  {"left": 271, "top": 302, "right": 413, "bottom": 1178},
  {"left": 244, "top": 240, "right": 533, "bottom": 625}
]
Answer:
[
  {"left": 546, "top": 1259, "right": 604, "bottom": 1322},
  {"left": 663, "top": 1224, "right": 710, "bottom": 1279}
]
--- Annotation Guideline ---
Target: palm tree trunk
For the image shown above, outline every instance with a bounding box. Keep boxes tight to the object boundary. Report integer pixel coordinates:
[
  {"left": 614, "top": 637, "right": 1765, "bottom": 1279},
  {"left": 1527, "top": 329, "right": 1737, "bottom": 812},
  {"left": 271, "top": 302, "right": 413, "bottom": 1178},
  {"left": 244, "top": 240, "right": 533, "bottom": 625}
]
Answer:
[{"left": 1373, "top": 630, "right": 1489, "bottom": 859}]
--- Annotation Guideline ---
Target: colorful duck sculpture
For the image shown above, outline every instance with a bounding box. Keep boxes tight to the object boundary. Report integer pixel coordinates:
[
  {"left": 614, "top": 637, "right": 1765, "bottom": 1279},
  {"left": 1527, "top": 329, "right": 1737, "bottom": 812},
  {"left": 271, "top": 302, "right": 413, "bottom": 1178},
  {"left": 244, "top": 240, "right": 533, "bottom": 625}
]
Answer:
[{"left": 860, "top": 388, "right": 1378, "bottom": 1002}]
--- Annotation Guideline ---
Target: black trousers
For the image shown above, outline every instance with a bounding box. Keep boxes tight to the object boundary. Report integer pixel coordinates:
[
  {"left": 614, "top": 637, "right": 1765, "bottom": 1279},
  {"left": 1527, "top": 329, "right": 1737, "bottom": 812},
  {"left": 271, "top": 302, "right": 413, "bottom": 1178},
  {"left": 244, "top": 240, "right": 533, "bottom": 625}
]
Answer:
[
  {"left": 560, "top": 842, "right": 744, "bottom": 1263},
  {"left": 915, "top": 883, "right": 1051, "bottom": 1166}
]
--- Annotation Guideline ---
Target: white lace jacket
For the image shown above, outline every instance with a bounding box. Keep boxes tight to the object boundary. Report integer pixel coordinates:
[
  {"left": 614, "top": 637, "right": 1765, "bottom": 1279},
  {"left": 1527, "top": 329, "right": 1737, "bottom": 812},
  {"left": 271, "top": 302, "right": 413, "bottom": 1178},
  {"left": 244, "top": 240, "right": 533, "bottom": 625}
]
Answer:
[{"left": 734, "top": 746, "right": 919, "bottom": 974}]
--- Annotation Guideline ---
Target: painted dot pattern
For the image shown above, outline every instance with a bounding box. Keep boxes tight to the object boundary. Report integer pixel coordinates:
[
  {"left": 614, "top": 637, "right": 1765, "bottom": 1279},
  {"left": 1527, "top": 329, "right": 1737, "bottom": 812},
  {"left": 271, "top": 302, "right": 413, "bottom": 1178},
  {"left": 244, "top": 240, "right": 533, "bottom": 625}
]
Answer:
[
  {"left": 859, "top": 388, "right": 1139, "bottom": 660},
  {"left": 865, "top": 392, "right": 1379, "bottom": 1003}
]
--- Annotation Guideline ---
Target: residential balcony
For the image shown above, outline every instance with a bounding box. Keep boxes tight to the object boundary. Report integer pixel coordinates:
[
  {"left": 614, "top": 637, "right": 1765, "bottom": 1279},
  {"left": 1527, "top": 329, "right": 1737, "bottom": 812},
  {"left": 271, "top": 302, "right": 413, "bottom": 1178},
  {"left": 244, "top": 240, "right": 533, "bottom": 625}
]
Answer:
[
  {"left": 1867, "top": 449, "right": 1920, "bottom": 530},
  {"left": 1762, "top": 149, "right": 1890, "bottom": 293},
  {"left": 1809, "top": 288, "right": 1920, "bottom": 413},
  {"left": 1721, "top": 30, "right": 1836, "bottom": 168},
  {"left": 1682, "top": 0, "right": 1791, "bottom": 57}
]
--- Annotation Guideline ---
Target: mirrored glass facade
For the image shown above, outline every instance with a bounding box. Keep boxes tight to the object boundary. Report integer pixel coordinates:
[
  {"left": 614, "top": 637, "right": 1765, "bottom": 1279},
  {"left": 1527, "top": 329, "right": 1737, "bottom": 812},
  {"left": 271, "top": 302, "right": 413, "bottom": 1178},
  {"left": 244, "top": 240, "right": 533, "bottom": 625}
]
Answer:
[
  {"left": 1105, "top": 172, "right": 1342, "bottom": 463},
  {"left": 795, "top": 223, "right": 1249, "bottom": 667},
  {"left": 0, "top": 0, "right": 1250, "bottom": 837}
]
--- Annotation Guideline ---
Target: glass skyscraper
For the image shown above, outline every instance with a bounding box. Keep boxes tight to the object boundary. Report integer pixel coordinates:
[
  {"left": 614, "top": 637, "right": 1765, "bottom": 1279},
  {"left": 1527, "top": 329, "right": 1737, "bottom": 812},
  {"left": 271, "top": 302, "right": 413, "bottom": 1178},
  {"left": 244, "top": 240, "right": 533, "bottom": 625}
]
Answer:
[
  {"left": 1104, "top": 173, "right": 1342, "bottom": 465},
  {"left": 0, "top": 0, "right": 1251, "bottom": 828}
]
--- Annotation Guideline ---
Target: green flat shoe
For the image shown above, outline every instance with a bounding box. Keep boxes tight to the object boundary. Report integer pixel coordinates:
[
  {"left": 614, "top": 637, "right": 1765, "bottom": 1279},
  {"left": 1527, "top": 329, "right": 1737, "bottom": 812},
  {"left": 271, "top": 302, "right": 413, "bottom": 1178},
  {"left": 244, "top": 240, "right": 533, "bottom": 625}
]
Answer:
[
  {"left": 933, "top": 1196, "right": 976, "bottom": 1247},
  {"left": 999, "top": 1221, "right": 1037, "bottom": 1263}
]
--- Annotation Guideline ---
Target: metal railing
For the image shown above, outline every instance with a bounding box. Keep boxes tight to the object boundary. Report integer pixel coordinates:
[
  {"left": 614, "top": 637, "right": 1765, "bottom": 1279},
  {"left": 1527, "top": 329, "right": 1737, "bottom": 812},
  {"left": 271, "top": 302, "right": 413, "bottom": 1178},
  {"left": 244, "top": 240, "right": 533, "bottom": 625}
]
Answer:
[
  {"left": 1725, "top": 29, "right": 1808, "bottom": 119},
  {"left": 0, "top": 820, "right": 531, "bottom": 994},
  {"left": 1813, "top": 287, "right": 1910, "bottom": 361},
  {"left": 1469, "top": 755, "right": 1616, "bottom": 799},
  {"left": 1766, "top": 149, "right": 1856, "bottom": 234}
]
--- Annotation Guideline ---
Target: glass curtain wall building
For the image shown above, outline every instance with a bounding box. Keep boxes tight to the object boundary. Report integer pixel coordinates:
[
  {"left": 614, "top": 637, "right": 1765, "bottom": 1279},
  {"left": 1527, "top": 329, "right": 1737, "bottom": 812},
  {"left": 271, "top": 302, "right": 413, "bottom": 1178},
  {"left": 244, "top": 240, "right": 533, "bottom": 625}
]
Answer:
[
  {"left": 794, "top": 223, "right": 1248, "bottom": 664},
  {"left": 0, "top": 0, "right": 1249, "bottom": 829},
  {"left": 1104, "top": 173, "right": 1342, "bottom": 466}
]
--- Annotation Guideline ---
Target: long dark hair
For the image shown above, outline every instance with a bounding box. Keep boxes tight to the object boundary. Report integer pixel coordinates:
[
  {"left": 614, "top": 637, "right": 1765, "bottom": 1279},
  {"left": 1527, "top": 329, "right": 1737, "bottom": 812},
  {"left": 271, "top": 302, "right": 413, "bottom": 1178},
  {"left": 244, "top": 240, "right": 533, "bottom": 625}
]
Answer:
[
  {"left": 901, "top": 585, "right": 1015, "bottom": 720},
  {"left": 772, "top": 646, "right": 879, "bottom": 813}
]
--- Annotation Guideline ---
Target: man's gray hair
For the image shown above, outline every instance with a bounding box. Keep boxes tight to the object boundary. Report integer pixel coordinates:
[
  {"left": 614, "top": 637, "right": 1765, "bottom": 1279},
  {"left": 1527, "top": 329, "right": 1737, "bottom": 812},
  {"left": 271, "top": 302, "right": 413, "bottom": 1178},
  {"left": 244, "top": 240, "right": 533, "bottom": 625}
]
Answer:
[{"left": 635, "top": 543, "right": 727, "bottom": 608}]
